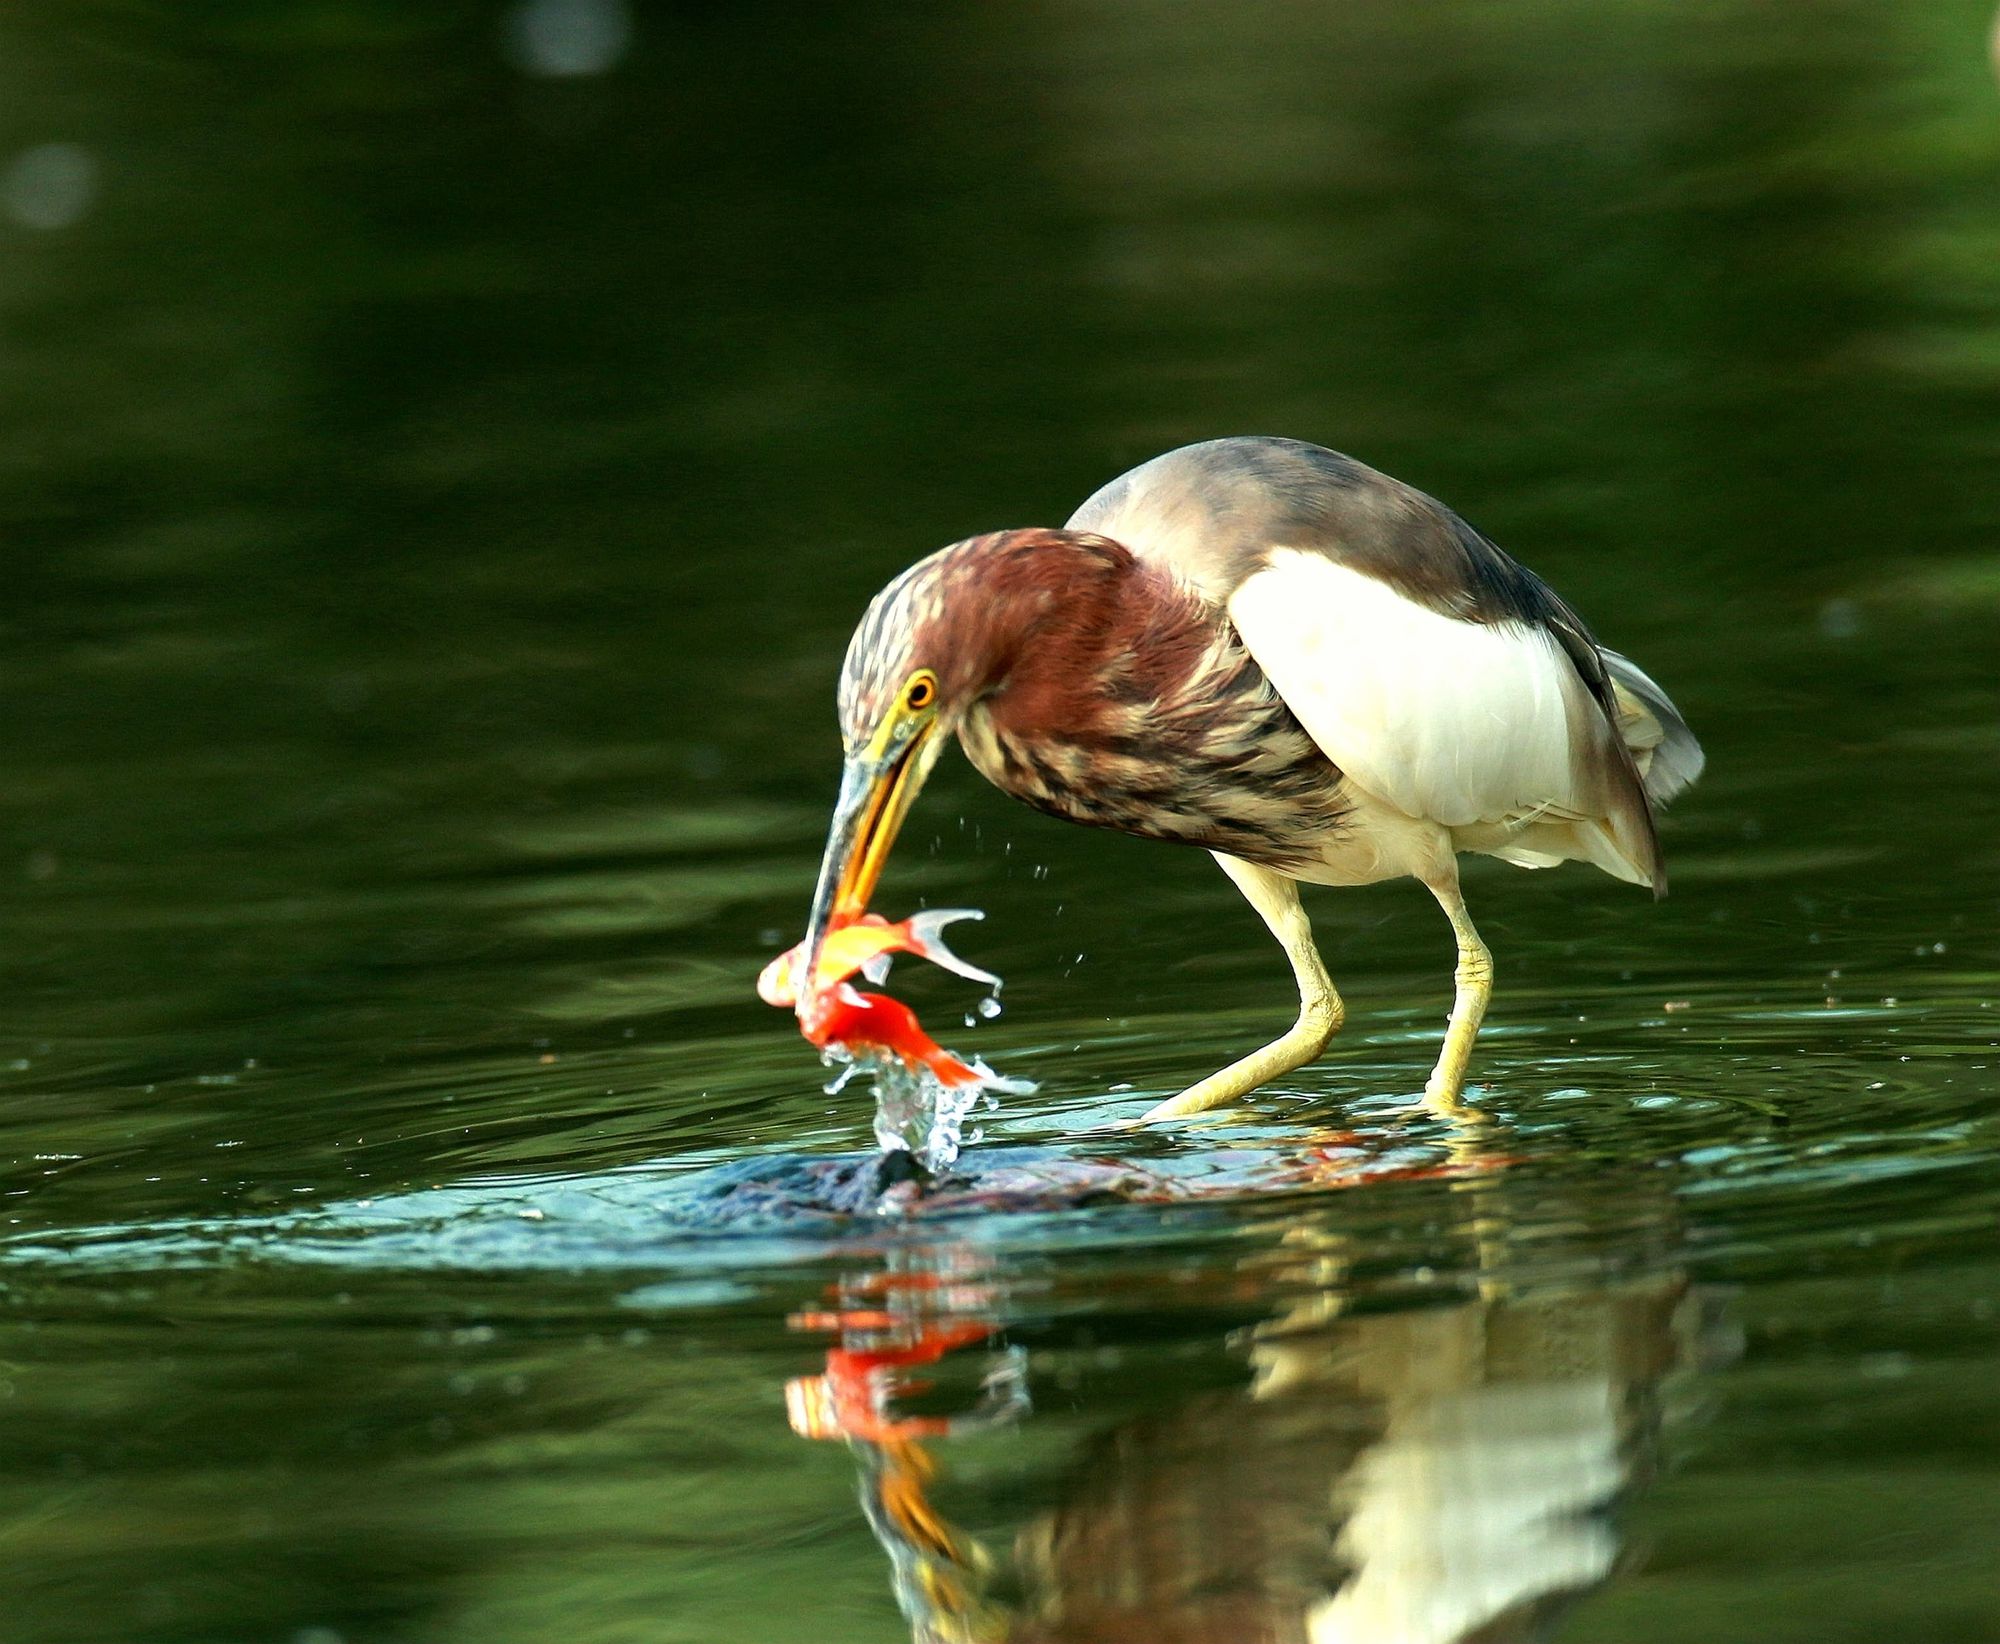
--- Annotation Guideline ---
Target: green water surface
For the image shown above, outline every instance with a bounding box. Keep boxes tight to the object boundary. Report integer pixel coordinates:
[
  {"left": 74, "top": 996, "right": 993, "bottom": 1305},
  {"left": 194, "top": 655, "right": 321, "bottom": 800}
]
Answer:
[{"left": 2, "top": 4, "right": 1998, "bottom": 1641}]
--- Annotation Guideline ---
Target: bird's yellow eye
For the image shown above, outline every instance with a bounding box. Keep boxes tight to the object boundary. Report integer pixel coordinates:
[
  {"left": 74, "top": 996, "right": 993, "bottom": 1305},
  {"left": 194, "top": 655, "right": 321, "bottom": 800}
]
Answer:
[{"left": 903, "top": 673, "right": 938, "bottom": 713}]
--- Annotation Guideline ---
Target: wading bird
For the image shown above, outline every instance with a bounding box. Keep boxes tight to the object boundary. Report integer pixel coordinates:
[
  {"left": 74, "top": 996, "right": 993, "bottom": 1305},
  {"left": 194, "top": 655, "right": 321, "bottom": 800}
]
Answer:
[{"left": 799, "top": 437, "right": 1703, "bottom": 1122}]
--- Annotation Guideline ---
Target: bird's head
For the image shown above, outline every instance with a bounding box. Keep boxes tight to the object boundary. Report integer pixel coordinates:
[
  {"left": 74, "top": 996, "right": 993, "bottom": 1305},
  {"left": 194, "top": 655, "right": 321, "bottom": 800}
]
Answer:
[{"left": 798, "top": 529, "right": 1127, "bottom": 980}]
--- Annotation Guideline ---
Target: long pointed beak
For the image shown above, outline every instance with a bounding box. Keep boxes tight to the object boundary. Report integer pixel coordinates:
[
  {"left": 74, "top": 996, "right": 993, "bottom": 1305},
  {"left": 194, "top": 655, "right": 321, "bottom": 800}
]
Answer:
[{"left": 798, "top": 722, "right": 940, "bottom": 1004}]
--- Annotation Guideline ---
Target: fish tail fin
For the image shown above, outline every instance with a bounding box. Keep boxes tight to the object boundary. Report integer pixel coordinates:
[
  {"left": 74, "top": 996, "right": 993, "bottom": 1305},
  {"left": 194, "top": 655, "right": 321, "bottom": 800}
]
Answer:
[{"left": 902, "top": 908, "right": 1001, "bottom": 990}]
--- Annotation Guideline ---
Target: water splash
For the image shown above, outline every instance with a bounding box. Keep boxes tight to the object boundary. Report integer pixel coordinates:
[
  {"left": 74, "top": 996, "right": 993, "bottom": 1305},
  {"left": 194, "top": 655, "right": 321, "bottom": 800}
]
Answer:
[{"left": 822, "top": 1045, "right": 1035, "bottom": 1175}]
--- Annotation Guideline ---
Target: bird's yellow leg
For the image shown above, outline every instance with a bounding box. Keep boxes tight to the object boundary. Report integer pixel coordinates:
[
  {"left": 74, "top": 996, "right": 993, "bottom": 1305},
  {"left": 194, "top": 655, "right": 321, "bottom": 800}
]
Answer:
[
  {"left": 1421, "top": 870, "right": 1492, "bottom": 1120},
  {"left": 1141, "top": 855, "right": 1343, "bottom": 1122}
]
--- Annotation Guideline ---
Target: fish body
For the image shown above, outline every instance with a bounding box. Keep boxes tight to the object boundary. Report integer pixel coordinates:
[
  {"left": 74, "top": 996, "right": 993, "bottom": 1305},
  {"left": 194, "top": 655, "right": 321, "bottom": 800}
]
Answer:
[
  {"left": 798, "top": 983, "right": 986, "bottom": 1087},
  {"left": 757, "top": 908, "right": 998, "bottom": 1009}
]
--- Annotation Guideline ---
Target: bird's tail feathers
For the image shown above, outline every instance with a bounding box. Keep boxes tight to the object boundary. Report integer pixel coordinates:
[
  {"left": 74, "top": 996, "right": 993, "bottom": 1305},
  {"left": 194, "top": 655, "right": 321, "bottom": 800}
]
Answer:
[
  {"left": 1479, "top": 813, "right": 1656, "bottom": 889},
  {"left": 1602, "top": 648, "right": 1705, "bottom": 808}
]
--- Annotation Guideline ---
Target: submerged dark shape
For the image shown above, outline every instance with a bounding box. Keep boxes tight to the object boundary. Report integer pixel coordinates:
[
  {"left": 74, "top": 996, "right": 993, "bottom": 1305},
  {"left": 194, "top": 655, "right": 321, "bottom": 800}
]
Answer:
[
  {"left": 668, "top": 1134, "right": 1462, "bottom": 1227},
  {"left": 672, "top": 1147, "right": 1183, "bottom": 1224},
  {"left": 792, "top": 436, "right": 1705, "bottom": 1127}
]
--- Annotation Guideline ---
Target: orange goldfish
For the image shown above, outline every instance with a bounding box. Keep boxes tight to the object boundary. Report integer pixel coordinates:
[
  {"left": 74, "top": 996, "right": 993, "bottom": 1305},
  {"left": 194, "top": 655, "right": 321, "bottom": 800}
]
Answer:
[{"left": 758, "top": 908, "right": 1020, "bottom": 1090}]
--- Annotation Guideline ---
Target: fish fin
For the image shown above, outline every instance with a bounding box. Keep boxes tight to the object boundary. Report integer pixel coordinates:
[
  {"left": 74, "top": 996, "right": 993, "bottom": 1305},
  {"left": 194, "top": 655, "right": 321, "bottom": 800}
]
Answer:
[
  {"left": 902, "top": 908, "right": 1002, "bottom": 989},
  {"left": 862, "top": 954, "right": 893, "bottom": 984}
]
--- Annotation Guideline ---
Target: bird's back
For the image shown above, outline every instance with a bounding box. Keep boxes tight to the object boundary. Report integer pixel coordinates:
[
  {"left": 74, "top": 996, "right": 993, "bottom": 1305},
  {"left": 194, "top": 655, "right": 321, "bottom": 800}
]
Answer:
[{"left": 1069, "top": 436, "right": 1552, "bottom": 621}]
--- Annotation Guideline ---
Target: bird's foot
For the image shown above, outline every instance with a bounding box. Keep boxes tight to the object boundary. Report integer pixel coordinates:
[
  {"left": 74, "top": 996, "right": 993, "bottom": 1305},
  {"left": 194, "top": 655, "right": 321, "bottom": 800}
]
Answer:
[
  {"left": 1363, "top": 1084, "right": 1491, "bottom": 1126},
  {"left": 1136, "top": 1002, "right": 1342, "bottom": 1125}
]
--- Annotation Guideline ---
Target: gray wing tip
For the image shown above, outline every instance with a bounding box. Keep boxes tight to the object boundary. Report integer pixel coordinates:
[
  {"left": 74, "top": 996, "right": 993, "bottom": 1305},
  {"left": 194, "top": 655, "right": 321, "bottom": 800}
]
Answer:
[{"left": 1600, "top": 648, "right": 1705, "bottom": 808}]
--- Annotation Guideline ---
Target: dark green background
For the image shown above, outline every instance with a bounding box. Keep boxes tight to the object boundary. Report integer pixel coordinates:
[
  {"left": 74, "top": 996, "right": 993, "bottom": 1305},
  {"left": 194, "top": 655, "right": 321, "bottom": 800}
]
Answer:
[{"left": 1, "top": 3, "right": 1997, "bottom": 1641}]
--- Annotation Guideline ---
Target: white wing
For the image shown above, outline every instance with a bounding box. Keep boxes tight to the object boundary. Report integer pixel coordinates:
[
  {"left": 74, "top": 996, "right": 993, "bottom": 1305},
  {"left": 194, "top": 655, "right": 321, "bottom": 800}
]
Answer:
[{"left": 1229, "top": 551, "right": 1656, "bottom": 886}]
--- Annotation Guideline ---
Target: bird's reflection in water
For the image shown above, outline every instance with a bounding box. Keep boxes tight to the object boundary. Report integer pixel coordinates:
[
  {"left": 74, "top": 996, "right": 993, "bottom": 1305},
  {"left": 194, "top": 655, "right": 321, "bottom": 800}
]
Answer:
[{"left": 787, "top": 1141, "right": 1731, "bottom": 1644}]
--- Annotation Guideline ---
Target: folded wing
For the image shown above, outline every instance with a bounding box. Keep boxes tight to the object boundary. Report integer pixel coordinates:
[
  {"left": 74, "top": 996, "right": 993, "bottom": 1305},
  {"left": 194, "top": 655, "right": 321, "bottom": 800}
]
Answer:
[{"left": 1229, "top": 550, "right": 1666, "bottom": 889}]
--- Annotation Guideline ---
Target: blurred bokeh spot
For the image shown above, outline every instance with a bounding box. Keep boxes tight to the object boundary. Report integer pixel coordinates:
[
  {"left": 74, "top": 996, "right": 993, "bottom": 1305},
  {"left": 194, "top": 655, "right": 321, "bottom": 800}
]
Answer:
[
  {"left": 503, "top": 0, "right": 632, "bottom": 79},
  {"left": 1, "top": 141, "right": 97, "bottom": 231}
]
